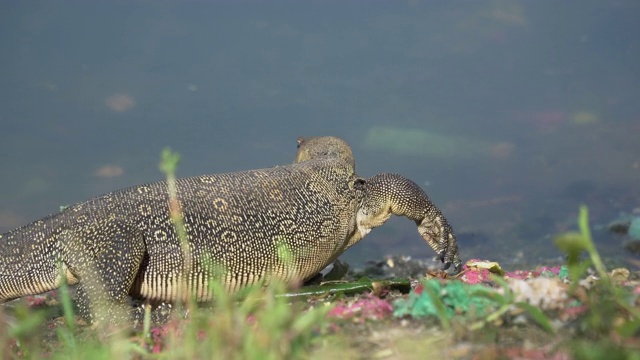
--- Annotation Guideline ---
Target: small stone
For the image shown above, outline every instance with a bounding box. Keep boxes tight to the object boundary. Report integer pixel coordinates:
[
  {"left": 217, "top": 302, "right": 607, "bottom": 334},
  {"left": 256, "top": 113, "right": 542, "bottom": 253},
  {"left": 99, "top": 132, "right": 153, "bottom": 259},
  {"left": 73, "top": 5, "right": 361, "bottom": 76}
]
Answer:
[
  {"left": 624, "top": 240, "right": 640, "bottom": 255},
  {"left": 609, "top": 268, "right": 630, "bottom": 284},
  {"left": 609, "top": 220, "right": 630, "bottom": 234},
  {"left": 579, "top": 275, "right": 599, "bottom": 289}
]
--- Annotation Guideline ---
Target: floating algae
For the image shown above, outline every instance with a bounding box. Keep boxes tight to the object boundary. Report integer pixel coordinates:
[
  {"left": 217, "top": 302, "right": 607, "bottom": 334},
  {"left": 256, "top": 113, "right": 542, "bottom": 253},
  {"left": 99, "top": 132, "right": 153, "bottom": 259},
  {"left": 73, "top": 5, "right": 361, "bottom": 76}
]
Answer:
[
  {"left": 629, "top": 217, "right": 640, "bottom": 240},
  {"left": 363, "top": 126, "right": 490, "bottom": 159}
]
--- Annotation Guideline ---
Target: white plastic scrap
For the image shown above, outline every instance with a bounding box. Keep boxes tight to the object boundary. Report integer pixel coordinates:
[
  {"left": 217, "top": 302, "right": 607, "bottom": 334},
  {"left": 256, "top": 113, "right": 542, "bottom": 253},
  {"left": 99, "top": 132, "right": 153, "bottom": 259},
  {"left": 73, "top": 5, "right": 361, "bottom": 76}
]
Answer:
[{"left": 507, "top": 277, "right": 568, "bottom": 310}]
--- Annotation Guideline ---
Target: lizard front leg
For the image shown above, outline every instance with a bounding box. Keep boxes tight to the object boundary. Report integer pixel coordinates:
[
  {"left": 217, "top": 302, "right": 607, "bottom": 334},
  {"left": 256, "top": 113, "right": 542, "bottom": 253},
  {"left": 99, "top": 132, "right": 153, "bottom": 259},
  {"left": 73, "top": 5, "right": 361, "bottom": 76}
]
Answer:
[{"left": 357, "top": 173, "right": 461, "bottom": 271}]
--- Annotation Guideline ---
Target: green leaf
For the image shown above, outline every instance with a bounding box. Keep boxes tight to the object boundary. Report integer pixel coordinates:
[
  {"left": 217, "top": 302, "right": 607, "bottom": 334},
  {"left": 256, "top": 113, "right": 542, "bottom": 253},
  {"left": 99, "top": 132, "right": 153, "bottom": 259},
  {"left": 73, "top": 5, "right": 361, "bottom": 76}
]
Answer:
[
  {"left": 568, "top": 260, "right": 592, "bottom": 286},
  {"left": 616, "top": 318, "right": 640, "bottom": 338},
  {"left": 7, "top": 307, "right": 47, "bottom": 338},
  {"left": 159, "top": 147, "right": 180, "bottom": 175},
  {"left": 489, "top": 275, "right": 515, "bottom": 303},
  {"left": 577, "top": 205, "right": 593, "bottom": 248},
  {"left": 577, "top": 205, "right": 609, "bottom": 279},
  {"left": 484, "top": 304, "right": 510, "bottom": 323},
  {"left": 292, "top": 307, "right": 329, "bottom": 333},
  {"left": 554, "top": 232, "right": 588, "bottom": 258}
]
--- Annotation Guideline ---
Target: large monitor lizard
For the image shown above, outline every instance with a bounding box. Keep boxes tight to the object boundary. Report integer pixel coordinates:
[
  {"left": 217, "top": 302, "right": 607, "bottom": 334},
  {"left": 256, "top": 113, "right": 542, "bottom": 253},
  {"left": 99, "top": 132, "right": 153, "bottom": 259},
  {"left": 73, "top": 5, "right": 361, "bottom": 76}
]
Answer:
[{"left": 0, "top": 136, "right": 460, "bottom": 322}]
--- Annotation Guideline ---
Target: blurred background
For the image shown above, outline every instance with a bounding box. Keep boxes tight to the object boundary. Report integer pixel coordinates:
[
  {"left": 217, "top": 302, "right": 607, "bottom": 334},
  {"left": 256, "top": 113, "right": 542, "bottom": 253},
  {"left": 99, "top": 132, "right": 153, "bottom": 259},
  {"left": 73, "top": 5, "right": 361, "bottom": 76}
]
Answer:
[{"left": 1, "top": 1, "right": 639, "bottom": 269}]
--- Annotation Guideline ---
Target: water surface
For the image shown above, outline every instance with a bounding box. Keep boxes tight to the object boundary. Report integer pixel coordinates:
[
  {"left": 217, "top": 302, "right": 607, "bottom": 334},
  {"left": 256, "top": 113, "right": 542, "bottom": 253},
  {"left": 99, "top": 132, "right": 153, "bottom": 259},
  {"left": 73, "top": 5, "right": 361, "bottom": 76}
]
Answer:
[{"left": 1, "top": 1, "right": 639, "bottom": 269}]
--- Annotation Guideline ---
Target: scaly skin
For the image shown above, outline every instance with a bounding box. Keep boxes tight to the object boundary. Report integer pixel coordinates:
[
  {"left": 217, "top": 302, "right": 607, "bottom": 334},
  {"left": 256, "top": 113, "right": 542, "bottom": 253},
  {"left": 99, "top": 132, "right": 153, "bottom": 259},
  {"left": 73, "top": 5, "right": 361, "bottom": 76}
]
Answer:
[
  {"left": 296, "top": 136, "right": 460, "bottom": 269},
  {"left": 0, "top": 136, "right": 461, "bottom": 322}
]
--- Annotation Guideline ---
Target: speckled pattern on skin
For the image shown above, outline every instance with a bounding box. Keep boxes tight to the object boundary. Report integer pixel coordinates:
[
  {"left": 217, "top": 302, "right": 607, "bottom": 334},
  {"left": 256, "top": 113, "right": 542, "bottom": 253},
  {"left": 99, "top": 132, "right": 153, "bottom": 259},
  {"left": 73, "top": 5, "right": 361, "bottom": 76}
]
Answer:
[{"left": 0, "top": 136, "right": 460, "bottom": 322}]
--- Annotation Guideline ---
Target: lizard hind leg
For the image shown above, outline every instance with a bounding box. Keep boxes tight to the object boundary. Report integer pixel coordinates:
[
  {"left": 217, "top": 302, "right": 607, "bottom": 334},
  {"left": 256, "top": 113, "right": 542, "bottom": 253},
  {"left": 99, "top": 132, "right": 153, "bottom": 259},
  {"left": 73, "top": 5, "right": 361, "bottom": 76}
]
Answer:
[{"left": 58, "top": 222, "right": 146, "bottom": 324}]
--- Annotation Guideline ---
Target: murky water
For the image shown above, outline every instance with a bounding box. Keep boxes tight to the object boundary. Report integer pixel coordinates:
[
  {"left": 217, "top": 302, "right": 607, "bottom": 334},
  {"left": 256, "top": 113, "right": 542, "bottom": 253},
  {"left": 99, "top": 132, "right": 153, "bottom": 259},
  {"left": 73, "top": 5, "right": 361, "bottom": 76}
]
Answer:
[{"left": 1, "top": 1, "right": 639, "bottom": 269}]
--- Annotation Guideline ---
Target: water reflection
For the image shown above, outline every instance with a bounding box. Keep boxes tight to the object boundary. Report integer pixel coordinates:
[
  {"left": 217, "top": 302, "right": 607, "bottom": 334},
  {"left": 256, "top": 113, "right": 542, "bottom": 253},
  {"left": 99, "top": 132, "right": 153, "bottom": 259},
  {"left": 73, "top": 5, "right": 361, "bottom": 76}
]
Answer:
[{"left": 1, "top": 1, "right": 639, "bottom": 269}]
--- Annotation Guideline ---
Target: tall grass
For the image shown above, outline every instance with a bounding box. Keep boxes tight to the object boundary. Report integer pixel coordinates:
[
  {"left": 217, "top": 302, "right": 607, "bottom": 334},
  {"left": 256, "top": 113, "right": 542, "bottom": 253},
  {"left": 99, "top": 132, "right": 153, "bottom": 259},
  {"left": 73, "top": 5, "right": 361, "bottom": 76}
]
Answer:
[{"left": 555, "top": 205, "right": 640, "bottom": 359}]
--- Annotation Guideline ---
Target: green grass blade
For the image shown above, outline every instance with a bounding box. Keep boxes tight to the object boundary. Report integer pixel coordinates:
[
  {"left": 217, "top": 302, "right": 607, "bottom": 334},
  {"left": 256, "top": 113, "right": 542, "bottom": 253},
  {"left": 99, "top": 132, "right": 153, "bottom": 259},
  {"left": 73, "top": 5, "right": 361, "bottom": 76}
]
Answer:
[
  {"left": 423, "top": 282, "right": 451, "bottom": 331},
  {"left": 514, "top": 302, "right": 555, "bottom": 334}
]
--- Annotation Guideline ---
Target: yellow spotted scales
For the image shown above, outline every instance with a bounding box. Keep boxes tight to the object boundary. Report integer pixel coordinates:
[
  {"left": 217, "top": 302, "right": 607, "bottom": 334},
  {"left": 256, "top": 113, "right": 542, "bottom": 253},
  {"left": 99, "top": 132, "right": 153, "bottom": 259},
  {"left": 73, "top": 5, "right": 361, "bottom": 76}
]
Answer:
[{"left": 0, "top": 136, "right": 460, "bottom": 322}]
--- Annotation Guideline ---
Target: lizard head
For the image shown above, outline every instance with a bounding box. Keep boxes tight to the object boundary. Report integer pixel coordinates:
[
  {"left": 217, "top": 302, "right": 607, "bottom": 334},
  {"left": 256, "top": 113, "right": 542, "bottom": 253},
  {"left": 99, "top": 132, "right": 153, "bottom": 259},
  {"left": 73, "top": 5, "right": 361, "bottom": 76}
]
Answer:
[
  {"left": 359, "top": 173, "right": 463, "bottom": 273},
  {"left": 295, "top": 136, "right": 355, "bottom": 170}
]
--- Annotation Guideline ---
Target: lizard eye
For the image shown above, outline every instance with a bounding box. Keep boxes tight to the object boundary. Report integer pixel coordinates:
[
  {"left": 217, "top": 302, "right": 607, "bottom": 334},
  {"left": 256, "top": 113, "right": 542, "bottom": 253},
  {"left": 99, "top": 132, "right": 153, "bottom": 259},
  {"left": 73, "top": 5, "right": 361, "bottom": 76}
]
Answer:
[{"left": 351, "top": 178, "right": 366, "bottom": 190}]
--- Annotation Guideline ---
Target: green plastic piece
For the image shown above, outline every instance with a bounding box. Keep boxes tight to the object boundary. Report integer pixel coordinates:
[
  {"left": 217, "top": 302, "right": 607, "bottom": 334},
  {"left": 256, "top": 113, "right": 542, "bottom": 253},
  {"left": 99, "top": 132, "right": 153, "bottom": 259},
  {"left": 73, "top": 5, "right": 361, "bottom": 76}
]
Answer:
[{"left": 393, "top": 279, "right": 494, "bottom": 319}]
